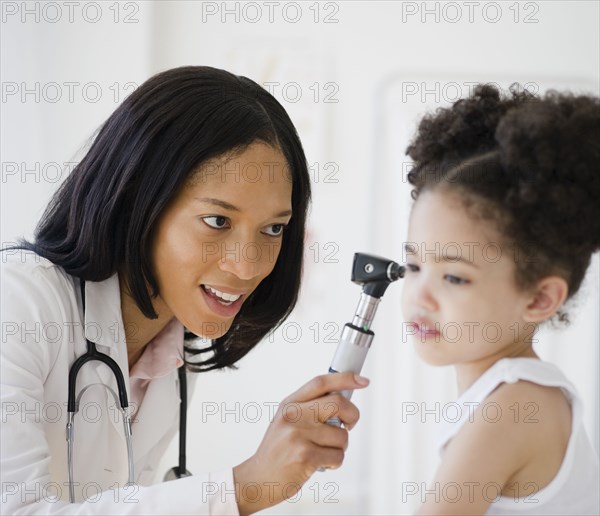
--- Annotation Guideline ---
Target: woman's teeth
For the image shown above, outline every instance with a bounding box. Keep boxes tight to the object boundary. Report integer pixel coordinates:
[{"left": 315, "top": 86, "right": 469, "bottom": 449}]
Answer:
[{"left": 203, "top": 285, "right": 241, "bottom": 304}]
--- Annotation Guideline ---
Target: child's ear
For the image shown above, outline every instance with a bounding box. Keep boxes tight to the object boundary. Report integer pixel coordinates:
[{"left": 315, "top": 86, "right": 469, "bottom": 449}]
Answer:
[{"left": 522, "top": 276, "right": 569, "bottom": 323}]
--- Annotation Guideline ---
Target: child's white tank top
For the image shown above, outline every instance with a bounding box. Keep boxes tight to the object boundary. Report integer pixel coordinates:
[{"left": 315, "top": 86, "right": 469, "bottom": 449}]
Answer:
[{"left": 436, "top": 358, "right": 600, "bottom": 515}]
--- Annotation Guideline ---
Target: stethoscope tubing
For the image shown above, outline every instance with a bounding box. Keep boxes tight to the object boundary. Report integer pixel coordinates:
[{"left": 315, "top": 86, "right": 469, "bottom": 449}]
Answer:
[
  {"left": 66, "top": 279, "right": 189, "bottom": 503},
  {"left": 66, "top": 279, "right": 135, "bottom": 502}
]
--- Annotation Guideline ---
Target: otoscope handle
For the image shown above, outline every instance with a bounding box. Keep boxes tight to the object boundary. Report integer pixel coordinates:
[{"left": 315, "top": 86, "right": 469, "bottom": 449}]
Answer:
[{"left": 326, "top": 323, "right": 374, "bottom": 426}]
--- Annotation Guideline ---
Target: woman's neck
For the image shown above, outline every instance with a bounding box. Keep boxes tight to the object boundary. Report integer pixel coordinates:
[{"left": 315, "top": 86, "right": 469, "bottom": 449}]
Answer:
[{"left": 118, "top": 274, "right": 174, "bottom": 370}]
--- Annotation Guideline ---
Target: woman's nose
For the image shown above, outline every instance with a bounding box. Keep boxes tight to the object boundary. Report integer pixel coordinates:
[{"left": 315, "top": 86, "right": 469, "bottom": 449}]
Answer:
[{"left": 217, "top": 239, "right": 272, "bottom": 281}]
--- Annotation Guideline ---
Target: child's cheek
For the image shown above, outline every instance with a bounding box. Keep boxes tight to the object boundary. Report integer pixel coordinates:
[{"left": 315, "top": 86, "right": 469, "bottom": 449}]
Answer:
[{"left": 400, "top": 279, "right": 412, "bottom": 321}]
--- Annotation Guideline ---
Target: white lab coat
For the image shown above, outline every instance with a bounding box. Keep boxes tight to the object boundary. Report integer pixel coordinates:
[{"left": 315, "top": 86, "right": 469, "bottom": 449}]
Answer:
[{"left": 1, "top": 251, "right": 239, "bottom": 515}]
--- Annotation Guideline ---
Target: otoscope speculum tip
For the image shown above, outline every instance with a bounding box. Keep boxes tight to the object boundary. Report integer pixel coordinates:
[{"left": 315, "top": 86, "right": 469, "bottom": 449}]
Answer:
[{"left": 388, "top": 262, "right": 405, "bottom": 281}]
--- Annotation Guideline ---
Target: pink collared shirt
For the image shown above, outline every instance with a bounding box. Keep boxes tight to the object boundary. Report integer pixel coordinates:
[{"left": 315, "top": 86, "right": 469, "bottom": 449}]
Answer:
[{"left": 128, "top": 317, "right": 184, "bottom": 418}]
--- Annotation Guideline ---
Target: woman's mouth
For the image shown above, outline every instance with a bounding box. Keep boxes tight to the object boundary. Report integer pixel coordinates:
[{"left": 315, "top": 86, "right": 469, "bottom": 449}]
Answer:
[{"left": 200, "top": 284, "right": 246, "bottom": 317}]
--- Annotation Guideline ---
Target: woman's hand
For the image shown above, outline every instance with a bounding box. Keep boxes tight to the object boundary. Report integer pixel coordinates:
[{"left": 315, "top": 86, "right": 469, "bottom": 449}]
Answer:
[{"left": 232, "top": 372, "right": 369, "bottom": 515}]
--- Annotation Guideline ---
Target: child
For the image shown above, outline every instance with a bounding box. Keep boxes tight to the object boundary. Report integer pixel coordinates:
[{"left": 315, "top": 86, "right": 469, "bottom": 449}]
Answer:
[{"left": 401, "top": 84, "right": 600, "bottom": 515}]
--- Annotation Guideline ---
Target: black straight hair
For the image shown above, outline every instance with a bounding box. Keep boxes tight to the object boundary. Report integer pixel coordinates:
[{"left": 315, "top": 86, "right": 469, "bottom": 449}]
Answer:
[{"left": 11, "top": 66, "right": 311, "bottom": 371}]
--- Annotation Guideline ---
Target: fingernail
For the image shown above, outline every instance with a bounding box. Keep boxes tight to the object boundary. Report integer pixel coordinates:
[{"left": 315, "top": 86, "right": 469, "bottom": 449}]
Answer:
[{"left": 354, "top": 374, "right": 370, "bottom": 386}]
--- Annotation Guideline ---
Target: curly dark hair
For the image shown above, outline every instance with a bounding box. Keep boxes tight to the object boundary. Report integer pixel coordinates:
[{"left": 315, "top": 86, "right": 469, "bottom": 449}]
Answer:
[{"left": 405, "top": 83, "right": 600, "bottom": 324}]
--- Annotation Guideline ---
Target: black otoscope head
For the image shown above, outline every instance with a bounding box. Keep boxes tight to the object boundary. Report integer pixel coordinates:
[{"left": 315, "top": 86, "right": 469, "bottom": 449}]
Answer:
[{"left": 351, "top": 253, "right": 405, "bottom": 298}]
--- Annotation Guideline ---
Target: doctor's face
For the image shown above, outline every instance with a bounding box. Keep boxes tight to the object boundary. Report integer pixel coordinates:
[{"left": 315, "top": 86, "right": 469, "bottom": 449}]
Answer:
[{"left": 151, "top": 142, "right": 293, "bottom": 338}]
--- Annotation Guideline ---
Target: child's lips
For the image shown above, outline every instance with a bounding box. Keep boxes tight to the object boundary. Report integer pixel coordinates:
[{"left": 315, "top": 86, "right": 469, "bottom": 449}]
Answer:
[
  {"left": 408, "top": 320, "right": 441, "bottom": 337},
  {"left": 412, "top": 317, "right": 440, "bottom": 332}
]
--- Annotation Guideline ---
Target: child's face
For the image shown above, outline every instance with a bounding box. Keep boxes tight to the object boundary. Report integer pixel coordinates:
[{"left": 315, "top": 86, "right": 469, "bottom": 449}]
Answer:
[{"left": 401, "top": 189, "right": 536, "bottom": 368}]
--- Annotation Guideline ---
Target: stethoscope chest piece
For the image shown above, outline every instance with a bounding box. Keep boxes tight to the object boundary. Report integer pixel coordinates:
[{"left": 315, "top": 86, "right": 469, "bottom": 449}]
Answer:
[{"left": 164, "top": 467, "right": 192, "bottom": 481}]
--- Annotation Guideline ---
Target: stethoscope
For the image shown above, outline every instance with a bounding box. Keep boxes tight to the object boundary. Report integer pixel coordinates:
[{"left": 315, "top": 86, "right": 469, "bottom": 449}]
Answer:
[{"left": 66, "top": 279, "right": 190, "bottom": 503}]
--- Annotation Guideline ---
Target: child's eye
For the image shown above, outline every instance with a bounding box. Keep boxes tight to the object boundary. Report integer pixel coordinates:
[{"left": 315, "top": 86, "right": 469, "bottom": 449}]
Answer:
[
  {"left": 262, "top": 224, "right": 287, "bottom": 237},
  {"left": 202, "top": 216, "right": 230, "bottom": 229},
  {"left": 405, "top": 264, "right": 468, "bottom": 285},
  {"left": 444, "top": 274, "right": 469, "bottom": 285}
]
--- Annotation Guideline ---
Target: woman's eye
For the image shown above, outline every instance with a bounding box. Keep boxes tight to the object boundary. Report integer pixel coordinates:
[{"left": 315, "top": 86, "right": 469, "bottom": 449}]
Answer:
[
  {"left": 202, "top": 216, "right": 229, "bottom": 229},
  {"left": 406, "top": 263, "right": 420, "bottom": 273},
  {"left": 263, "top": 224, "right": 287, "bottom": 237},
  {"left": 445, "top": 274, "right": 469, "bottom": 285}
]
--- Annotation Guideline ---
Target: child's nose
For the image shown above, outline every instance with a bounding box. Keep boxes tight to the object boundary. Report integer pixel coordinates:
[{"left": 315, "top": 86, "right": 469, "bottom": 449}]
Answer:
[{"left": 414, "top": 279, "right": 438, "bottom": 312}]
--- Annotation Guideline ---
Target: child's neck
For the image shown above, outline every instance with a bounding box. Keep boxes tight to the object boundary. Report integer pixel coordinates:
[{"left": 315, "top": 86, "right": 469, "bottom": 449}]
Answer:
[{"left": 454, "top": 344, "right": 539, "bottom": 395}]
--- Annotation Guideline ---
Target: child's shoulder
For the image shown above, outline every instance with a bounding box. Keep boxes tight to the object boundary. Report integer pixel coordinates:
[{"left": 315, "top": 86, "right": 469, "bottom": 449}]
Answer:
[
  {"left": 485, "top": 378, "right": 572, "bottom": 449},
  {"left": 430, "top": 366, "right": 581, "bottom": 513},
  {"left": 453, "top": 376, "right": 571, "bottom": 453},
  {"left": 490, "top": 375, "right": 572, "bottom": 418},
  {"left": 484, "top": 358, "right": 574, "bottom": 437},
  {"left": 471, "top": 358, "right": 576, "bottom": 431},
  {"left": 453, "top": 376, "right": 572, "bottom": 498}
]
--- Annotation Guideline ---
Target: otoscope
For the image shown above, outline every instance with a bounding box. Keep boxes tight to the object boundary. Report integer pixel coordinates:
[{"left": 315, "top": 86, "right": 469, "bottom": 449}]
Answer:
[{"left": 325, "top": 252, "right": 404, "bottom": 426}]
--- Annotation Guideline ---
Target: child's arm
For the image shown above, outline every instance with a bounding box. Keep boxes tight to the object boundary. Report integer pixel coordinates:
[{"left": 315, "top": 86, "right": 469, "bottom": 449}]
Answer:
[{"left": 416, "top": 381, "right": 569, "bottom": 515}]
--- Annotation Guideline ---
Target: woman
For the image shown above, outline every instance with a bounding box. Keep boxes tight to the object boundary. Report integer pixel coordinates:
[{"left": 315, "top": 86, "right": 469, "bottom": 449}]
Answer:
[{"left": 1, "top": 66, "right": 368, "bottom": 515}]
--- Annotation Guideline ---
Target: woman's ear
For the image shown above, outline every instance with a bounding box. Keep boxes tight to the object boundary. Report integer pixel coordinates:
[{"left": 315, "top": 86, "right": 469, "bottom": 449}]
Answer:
[{"left": 522, "top": 276, "right": 569, "bottom": 323}]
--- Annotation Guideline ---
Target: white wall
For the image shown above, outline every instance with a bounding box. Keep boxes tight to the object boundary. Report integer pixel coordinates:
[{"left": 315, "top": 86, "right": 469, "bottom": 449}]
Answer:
[{"left": 2, "top": 1, "right": 598, "bottom": 514}]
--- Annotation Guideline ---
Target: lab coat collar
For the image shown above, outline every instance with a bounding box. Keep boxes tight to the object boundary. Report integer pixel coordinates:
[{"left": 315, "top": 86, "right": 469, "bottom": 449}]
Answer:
[
  {"left": 83, "top": 273, "right": 126, "bottom": 352},
  {"left": 80, "top": 273, "right": 131, "bottom": 446},
  {"left": 79, "top": 273, "right": 181, "bottom": 461}
]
